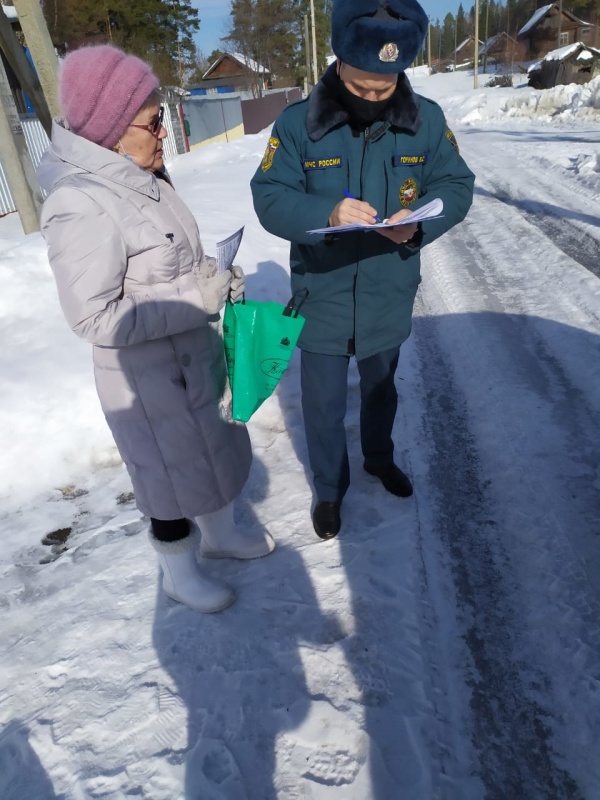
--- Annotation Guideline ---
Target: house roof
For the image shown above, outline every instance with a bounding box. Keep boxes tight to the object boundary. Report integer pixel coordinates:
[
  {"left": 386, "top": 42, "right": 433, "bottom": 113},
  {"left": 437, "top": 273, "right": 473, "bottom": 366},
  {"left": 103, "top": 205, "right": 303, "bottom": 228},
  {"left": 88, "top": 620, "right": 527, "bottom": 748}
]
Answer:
[
  {"left": 527, "top": 41, "right": 600, "bottom": 71},
  {"left": 449, "top": 36, "right": 483, "bottom": 60},
  {"left": 202, "top": 52, "right": 270, "bottom": 81},
  {"left": 518, "top": 3, "right": 591, "bottom": 37},
  {"left": 478, "top": 32, "right": 516, "bottom": 56},
  {"left": 455, "top": 36, "right": 479, "bottom": 53}
]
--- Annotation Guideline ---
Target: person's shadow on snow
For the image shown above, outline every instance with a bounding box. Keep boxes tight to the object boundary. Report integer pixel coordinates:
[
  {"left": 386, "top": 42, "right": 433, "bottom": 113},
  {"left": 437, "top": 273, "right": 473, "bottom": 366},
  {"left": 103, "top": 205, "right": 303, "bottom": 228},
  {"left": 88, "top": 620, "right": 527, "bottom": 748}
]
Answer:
[
  {"left": 151, "top": 454, "right": 343, "bottom": 800},
  {"left": 0, "top": 721, "right": 59, "bottom": 800},
  {"left": 104, "top": 292, "right": 338, "bottom": 798}
]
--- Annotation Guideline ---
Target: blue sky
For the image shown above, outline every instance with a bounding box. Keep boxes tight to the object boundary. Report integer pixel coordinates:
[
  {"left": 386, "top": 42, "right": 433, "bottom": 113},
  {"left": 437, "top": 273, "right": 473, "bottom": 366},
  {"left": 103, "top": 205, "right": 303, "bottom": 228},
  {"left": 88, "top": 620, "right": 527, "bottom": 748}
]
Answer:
[{"left": 191, "top": 1, "right": 470, "bottom": 59}]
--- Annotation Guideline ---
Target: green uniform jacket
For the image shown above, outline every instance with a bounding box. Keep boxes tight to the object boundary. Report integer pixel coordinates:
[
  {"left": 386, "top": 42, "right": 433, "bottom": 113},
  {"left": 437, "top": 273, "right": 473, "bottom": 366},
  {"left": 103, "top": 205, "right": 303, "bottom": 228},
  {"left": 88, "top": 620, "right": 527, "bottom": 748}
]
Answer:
[{"left": 251, "top": 65, "right": 475, "bottom": 360}]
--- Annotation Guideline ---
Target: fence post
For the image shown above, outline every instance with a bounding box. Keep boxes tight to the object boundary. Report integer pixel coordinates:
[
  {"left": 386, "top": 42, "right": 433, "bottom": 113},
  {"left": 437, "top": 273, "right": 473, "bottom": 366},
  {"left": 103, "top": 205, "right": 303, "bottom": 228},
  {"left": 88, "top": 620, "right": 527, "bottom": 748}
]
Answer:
[
  {"left": 0, "top": 54, "right": 41, "bottom": 233},
  {"left": 0, "top": 5, "right": 52, "bottom": 135},
  {"left": 12, "top": 0, "right": 59, "bottom": 119}
]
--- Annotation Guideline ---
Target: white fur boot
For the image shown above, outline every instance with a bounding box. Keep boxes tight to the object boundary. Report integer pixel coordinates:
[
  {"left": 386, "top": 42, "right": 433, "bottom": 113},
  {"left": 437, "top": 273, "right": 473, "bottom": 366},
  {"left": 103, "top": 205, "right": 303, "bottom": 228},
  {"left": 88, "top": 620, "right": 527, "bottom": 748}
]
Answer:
[
  {"left": 196, "top": 502, "right": 275, "bottom": 560},
  {"left": 149, "top": 531, "right": 234, "bottom": 613}
]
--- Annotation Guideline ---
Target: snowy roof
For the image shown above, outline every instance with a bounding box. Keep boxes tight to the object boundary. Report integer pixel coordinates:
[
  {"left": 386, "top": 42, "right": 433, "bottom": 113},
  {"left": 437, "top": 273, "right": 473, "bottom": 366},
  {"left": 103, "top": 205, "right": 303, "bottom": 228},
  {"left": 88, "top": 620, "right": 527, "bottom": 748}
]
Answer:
[
  {"left": 231, "top": 53, "right": 269, "bottom": 74},
  {"left": 518, "top": 3, "right": 591, "bottom": 37},
  {"left": 455, "top": 37, "right": 475, "bottom": 53},
  {"left": 527, "top": 41, "right": 600, "bottom": 71},
  {"left": 518, "top": 4, "right": 553, "bottom": 36},
  {"left": 202, "top": 52, "right": 270, "bottom": 80},
  {"left": 478, "top": 32, "right": 516, "bottom": 56}
]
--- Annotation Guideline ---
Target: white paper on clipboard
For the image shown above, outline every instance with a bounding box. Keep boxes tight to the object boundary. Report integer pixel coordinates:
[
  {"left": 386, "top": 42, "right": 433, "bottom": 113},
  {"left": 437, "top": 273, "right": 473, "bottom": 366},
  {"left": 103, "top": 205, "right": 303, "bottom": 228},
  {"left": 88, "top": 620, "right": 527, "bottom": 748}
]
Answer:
[
  {"left": 307, "top": 198, "right": 444, "bottom": 235},
  {"left": 216, "top": 226, "right": 245, "bottom": 273}
]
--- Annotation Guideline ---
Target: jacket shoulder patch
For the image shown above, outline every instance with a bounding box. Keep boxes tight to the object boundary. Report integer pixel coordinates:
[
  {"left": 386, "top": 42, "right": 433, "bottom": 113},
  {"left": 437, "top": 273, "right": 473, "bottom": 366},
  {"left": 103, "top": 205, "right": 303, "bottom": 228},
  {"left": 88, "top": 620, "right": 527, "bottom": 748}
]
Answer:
[
  {"left": 445, "top": 129, "right": 459, "bottom": 155},
  {"left": 261, "top": 137, "right": 280, "bottom": 172}
]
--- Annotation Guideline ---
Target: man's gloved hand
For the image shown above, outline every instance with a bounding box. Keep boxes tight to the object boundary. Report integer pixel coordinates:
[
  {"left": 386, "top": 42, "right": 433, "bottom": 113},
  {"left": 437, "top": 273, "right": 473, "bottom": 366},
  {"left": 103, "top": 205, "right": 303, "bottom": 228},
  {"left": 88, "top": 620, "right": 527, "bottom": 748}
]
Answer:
[
  {"left": 229, "top": 265, "right": 245, "bottom": 303},
  {"left": 198, "top": 269, "right": 232, "bottom": 315}
]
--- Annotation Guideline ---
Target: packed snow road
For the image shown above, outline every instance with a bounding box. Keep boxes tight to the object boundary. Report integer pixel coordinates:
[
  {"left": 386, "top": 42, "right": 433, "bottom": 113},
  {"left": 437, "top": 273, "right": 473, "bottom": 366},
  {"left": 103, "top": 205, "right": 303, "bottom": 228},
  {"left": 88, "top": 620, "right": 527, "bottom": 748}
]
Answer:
[{"left": 402, "top": 122, "right": 600, "bottom": 798}]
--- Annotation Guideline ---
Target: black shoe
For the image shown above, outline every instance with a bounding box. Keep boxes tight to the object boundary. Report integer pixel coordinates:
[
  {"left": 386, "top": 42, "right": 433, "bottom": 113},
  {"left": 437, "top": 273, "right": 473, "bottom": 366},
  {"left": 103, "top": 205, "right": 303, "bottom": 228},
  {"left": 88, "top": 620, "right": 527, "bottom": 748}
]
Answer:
[
  {"left": 312, "top": 501, "right": 341, "bottom": 540},
  {"left": 364, "top": 463, "right": 413, "bottom": 497}
]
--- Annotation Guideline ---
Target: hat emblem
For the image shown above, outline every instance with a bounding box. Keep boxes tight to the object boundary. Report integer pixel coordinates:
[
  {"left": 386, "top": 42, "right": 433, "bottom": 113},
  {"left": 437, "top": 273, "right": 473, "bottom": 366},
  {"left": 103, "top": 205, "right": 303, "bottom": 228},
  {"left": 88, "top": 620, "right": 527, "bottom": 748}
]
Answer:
[{"left": 379, "top": 42, "right": 399, "bottom": 62}]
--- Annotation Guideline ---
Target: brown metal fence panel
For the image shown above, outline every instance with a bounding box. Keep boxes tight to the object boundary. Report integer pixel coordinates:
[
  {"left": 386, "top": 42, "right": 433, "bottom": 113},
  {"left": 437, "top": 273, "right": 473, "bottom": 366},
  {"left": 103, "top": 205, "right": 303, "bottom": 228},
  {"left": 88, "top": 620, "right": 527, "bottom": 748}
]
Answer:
[{"left": 240, "top": 88, "right": 302, "bottom": 135}]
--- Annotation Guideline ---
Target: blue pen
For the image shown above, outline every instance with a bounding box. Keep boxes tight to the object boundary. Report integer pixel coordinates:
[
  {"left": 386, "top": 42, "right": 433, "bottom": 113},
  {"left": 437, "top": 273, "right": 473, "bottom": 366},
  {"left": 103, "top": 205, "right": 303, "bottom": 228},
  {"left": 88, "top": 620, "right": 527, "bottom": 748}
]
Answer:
[{"left": 343, "top": 189, "right": 382, "bottom": 223}]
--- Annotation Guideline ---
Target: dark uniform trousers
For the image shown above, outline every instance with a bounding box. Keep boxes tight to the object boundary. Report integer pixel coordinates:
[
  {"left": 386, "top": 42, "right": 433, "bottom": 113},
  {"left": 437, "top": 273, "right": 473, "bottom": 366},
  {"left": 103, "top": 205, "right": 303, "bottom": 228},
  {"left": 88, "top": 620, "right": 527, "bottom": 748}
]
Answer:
[{"left": 300, "top": 346, "right": 401, "bottom": 503}]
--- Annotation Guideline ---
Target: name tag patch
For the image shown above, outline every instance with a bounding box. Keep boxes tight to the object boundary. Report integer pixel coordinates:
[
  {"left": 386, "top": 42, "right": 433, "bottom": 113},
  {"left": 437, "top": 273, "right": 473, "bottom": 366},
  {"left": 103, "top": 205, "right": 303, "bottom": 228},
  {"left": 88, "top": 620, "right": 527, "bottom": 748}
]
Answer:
[
  {"left": 303, "top": 156, "right": 343, "bottom": 170},
  {"left": 392, "top": 153, "right": 429, "bottom": 167}
]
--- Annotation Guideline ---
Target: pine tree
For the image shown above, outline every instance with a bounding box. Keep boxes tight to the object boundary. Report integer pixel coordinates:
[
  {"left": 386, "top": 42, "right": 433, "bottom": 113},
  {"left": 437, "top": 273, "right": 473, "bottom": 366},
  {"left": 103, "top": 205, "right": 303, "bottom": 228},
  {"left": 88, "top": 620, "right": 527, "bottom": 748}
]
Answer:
[
  {"left": 224, "top": 0, "right": 332, "bottom": 92},
  {"left": 40, "top": 0, "right": 200, "bottom": 85},
  {"left": 456, "top": 4, "right": 469, "bottom": 44},
  {"left": 297, "top": 0, "right": 332, "bottom": 82}
]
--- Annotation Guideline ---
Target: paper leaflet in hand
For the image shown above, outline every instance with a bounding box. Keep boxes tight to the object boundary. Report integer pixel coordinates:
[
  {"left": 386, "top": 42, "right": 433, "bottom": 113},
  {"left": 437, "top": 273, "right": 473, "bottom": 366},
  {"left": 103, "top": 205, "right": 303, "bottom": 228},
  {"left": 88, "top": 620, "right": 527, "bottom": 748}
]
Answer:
[
  {"left": 216, "top": 226, "right": 245, "bottom": 272},
  {"left": 307, "top": 198, "right": 444, "bottom": 235}
]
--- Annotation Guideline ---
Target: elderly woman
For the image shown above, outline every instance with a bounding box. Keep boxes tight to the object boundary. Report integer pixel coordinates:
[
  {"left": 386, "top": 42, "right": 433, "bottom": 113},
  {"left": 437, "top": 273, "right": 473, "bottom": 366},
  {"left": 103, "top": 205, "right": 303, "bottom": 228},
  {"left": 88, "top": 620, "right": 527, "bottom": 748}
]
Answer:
[{"left": 37, "top": 45, "right": 274, "bottom": 614}]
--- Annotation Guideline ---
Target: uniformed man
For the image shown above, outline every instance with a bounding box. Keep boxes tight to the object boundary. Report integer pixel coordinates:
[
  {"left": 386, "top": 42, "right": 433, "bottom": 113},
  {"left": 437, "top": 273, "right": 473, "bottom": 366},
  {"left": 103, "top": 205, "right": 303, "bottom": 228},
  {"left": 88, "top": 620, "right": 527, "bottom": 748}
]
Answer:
[{"left": 251, "top": 0, "right": 475, "bottom": 539}]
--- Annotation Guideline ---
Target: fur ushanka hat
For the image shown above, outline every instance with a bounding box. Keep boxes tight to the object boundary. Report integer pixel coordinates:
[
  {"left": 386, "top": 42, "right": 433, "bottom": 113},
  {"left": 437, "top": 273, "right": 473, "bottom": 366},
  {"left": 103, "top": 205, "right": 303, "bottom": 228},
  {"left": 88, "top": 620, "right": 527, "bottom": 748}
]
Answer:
[{"left": 331, "top": 0, "right": 429, "bottom": 74}]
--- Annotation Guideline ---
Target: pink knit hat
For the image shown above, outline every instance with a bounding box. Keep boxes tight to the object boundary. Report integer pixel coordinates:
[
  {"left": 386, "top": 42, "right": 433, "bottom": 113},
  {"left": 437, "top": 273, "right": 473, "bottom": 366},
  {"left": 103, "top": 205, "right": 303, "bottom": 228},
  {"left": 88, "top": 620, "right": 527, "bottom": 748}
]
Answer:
[{"left": 59, "top": 45, "right": 160, "bottom": 149}]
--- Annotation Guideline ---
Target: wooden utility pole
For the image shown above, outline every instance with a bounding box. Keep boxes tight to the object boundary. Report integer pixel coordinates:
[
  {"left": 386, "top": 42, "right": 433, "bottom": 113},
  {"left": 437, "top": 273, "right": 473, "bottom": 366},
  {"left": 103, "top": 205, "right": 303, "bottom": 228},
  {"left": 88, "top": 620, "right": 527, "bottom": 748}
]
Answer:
[
  {"left": 310, "top": 0, "right": 318, "bottom": 85},
  {"left": 427, "top": 21, "right": 432, "bottom": 71},
  {"left": 474, "top": 0, "right": 480, "bottom": 88},
  {"left": 454, "top": 18, "right": 458, "bottom": 70},
  {"left": 0, "top": 55, "right": 41, "bottom": 233},
  {"left": 483, "top": 0, "right": 490, "bottom": 73},
  {"left": 303, "top": 13, "right": 311, "bottom": 93},
  {"left": 12, "top": 0, "right": 59, "bottom": 118},
  {"left": 0, "top": 5, "right": 52, "bottom": 134}
]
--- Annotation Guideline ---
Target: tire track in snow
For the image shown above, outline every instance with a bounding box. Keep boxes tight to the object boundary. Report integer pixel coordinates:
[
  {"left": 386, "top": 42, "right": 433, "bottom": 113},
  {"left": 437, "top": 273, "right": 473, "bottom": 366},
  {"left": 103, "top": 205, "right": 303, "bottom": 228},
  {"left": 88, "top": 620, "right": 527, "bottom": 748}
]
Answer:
[
  {"left": 405, "top": 203, "right": 600, "bottom": 797},
  {"left": 464, "top": 130, "right": 600, "bottom": 280},
  {"left": 410, "top": 319, "right": 582, "bottom": 799},
  {"left": 479, "top": 181, "right": 600, "bottom": 279}
]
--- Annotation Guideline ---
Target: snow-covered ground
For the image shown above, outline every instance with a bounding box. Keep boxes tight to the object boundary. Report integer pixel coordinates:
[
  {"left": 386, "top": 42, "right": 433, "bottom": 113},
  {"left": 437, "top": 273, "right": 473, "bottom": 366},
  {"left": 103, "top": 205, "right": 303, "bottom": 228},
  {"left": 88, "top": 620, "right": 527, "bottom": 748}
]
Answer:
[{"left": 1, "top": 70, "right": 599, "bottom": 799}]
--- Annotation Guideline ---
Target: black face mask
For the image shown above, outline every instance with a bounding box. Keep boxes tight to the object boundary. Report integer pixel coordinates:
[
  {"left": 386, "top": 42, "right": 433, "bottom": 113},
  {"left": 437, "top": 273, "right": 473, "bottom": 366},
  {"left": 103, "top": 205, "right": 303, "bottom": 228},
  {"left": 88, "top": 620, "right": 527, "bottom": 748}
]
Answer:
[{"left": 337, "top": 80, "right": 393, "bottom": 129}]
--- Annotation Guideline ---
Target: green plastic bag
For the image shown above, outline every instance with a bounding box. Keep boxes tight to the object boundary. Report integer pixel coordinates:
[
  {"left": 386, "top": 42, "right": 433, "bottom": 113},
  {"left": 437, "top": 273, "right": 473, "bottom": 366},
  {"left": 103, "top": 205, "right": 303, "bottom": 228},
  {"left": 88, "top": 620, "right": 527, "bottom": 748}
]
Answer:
[{"left": 223, "top": 291, "right": 307, "bottom": 422}]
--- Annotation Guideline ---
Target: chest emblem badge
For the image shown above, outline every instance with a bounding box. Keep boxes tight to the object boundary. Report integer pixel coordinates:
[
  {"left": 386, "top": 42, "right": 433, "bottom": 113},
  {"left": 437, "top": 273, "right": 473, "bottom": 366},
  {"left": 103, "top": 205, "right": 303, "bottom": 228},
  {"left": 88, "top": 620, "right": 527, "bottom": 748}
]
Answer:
[{"left": 399, "top": 177, "right": 418, "bottom": 207}]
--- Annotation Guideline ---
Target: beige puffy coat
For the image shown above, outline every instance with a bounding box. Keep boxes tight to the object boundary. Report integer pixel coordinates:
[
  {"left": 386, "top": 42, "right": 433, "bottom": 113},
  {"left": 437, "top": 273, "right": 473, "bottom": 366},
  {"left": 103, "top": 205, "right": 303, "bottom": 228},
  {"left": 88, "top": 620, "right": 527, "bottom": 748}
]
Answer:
[{"left": 37, "top": 121, "right": 251, "bottom": 519}]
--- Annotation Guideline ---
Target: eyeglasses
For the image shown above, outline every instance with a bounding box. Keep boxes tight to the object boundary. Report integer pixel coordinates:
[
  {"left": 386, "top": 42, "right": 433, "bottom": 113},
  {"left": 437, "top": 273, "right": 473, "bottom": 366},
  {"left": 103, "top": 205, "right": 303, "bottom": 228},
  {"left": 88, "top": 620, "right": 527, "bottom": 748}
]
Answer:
[{"left": 129, "top": 106, "right": 165, "bottom": 137}]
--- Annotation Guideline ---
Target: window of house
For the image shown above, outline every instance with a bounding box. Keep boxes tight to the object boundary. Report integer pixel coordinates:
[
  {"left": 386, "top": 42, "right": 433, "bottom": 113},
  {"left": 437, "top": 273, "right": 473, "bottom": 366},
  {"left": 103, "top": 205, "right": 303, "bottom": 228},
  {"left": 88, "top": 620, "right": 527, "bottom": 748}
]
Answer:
[
  {"left": 559, "top": 32, "right": 569, "bottom": 46},
  {"left": 581, "top": 28, "right": 591, "bottom": 40}
]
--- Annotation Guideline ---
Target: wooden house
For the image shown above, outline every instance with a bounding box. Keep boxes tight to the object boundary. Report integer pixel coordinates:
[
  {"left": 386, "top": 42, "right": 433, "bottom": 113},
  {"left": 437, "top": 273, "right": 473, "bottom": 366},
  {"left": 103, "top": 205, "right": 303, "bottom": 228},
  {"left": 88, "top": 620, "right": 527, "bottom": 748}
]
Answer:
[
  {"left": 527, "top": 40, "right": 600, "bottom": 87},
  {"left": 438, "top": 36, "right": 483, "bottom": 71},
  {"left": 517, "top": 3, "right": 596, "bottom": 61},
  {"left": 479, "top": 32, "right": 521, "bottom": 68},
  {"left": 194, "top": 52, "right": 271, "bottom": 96}
]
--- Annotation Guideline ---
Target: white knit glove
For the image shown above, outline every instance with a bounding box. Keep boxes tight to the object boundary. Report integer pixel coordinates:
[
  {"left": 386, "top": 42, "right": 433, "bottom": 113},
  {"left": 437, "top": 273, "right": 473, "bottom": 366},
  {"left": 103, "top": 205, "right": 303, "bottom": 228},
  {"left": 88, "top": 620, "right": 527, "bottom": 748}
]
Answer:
[
  {"left": 198, "top": 270, "right": 232, "bottom": 315},
  {"left": 229, "top": 265, "right": 245, "bottom": 303}
]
